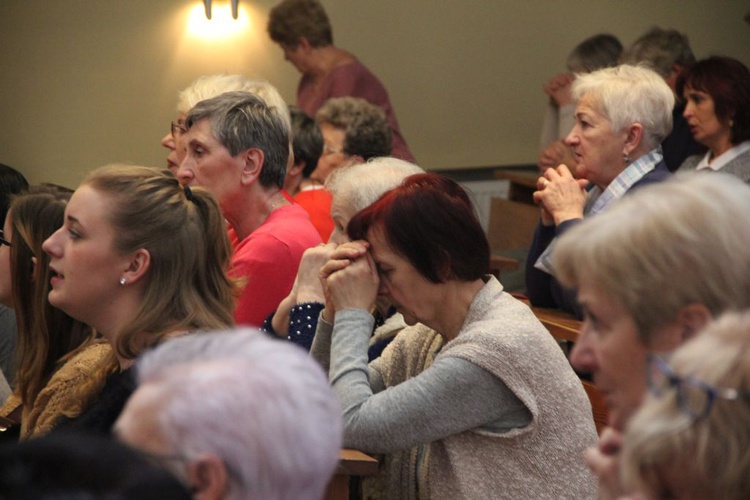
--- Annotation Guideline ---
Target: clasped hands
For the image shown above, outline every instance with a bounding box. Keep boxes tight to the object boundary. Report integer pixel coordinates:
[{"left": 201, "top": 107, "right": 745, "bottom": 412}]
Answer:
[
  {"left": 533, "top": 164, "right": 589, "bottom": 226},
  {"left": 272, "top": 241, "right": 380, "bottom": 333},
  {"left": 318, "top": 241, "right": 379, "bottom": 320}
]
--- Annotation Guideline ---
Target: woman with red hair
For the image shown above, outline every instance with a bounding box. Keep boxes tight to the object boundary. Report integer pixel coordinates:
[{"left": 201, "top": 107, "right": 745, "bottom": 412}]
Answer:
[
  {"left": 678, "top": 56, "right": 750, "bottom": 180},
  {"left": 312, "top": 173, "right": 597, "bottom": 498}
]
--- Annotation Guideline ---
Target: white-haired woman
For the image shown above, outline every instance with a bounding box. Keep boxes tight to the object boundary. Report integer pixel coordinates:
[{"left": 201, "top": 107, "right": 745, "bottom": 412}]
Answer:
[
  {"left": 527, "top": 64, "right": 674, "bottom": 318},
  {"left": 160, "top": 74, "right": 291, "bottom": 172}
]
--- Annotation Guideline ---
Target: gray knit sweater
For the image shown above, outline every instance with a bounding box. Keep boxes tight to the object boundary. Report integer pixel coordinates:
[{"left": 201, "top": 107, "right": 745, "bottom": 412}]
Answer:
[{"left": 312, "top": 276, "right": 598, "bottom": 499}]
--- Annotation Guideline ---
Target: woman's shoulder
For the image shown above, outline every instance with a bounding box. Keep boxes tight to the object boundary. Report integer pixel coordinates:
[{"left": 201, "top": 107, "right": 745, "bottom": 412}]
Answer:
[
  {"left": 23, "top": 342, "right": 113, "bottom": 437},
  {"left": 57, "top": 341, "right": 112, "bottom": 376},
  {"left": 465, "top": 278, "right": 544, "bottom": 330},
  {"left": 446, "top": 282, "right": 559, "bottom": 358},
  {"left": 677, "top": 153, "right": 703, "bottom": 172}
]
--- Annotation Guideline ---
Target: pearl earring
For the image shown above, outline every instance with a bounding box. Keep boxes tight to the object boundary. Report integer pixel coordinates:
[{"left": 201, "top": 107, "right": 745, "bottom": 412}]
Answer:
[{"left": 119, "top": 277, "right": 126, "bottom": 286}]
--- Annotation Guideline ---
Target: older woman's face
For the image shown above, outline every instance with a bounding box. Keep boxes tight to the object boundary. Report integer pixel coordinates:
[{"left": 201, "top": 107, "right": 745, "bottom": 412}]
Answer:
[
  {"left": 312, "top": 123, "right": 350, "bottom": 182},
  {"left": 683, "top": 86, "right": 732, "bottom": 152},
  {"left": 281, "top": 43, "right": 310, "bottom": 74},
  {"left": 328, "top": 195, "right": 354, "bottom": 245},
  {"left": 571, "top": 279, "right": 653, "bottom": 431},
  {"left": 565, "top": 93, "right": 628, "bottom": 189},
  {"left": 160, "top": 113, "right": 187, "bottom": 173},
  {"left": 367, "top": 226, "right": 442, "bottom": 328}
]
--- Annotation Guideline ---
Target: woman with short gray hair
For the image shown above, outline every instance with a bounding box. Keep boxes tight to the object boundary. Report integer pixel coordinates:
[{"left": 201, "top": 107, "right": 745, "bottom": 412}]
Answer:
[{"left": 526, "top": 64, "right": 674, "bottom": 318}]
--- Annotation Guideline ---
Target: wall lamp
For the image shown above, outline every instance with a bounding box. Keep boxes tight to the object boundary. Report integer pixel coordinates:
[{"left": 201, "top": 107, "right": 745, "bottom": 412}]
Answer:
[{"left": 203, "top": 0, "right": 240, "bottom": 20}]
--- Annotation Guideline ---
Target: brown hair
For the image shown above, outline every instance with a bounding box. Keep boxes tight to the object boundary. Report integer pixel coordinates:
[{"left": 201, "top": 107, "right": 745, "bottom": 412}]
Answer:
[
  {"left": 267, "top": 0, "right": 333, "bottom": 48},
  {"left": 8, "top": 186, "right": 95, "bottom": 406},
  {"left": 81, "top": 165, "right": 237, "bottom": 361}
]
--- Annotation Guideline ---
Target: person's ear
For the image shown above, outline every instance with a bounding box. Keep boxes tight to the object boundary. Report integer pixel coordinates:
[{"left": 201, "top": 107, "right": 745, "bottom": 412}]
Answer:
[
  {"left": 623, "top": 123, "right": 644, "bottom": 157},
  {"left": 298, "top": 36, "right": 312, "bottom": 52},
  {"left": 288, "top": 161, "right": 304, "bottom": 177},
  {"left": 675, "top": 303, "right": 712, "bottom": 342},
  {"left": 240, "top": 148, "right": 264, "bottom": 187},
  {"left": 348, "top": 154, "right": 365, "bottom": 165},
  {"left": 652, "top": 303, "right": 712, "bottom": 352},
  {"left": 188, "top": 454, "right": 229, "bottom": 500},
  {"left": 121, "top": 249, "right": 151, "bottom": 286}
]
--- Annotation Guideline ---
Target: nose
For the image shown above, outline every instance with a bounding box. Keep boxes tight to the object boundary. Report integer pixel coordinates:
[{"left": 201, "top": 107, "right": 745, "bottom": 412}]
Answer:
[
  {"left": 564, "top": 126, "right": 579, "bottom": 147},
  {"left": 42, "top": 227, "right": 62, "bottom": 258},
  {"left": 569, "top": 326, "right": 598, "bottom": 375},
  {"left": 161, "top": 132, "right": 175, "bottom": 151},
  {"left": 683, "top": 101, "right": 694, "bottom": 119},
  {"left": 377, "top": 279, "right": 389, "bottom": 297},
  {"left": 175, "top": 157, "right": 194, "bottom": 186}
]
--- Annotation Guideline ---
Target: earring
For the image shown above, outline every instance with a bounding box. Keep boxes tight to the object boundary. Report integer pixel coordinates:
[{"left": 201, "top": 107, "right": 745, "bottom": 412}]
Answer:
[
  {"left": 119, "top": 277, "right": 126, "bottom": 286},
  {"left": 729, "top": 119, "right": 735, "bottom": 128},
  {"left": 623, "top": 153, "right": 631, "bottom": 165}
]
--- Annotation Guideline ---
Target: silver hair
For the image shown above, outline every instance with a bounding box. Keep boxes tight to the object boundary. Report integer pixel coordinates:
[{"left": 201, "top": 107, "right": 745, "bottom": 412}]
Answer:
[
  {"left": 135, "top": 329, "right": 343, "bottom": 500},
  {"left": 186, "top": 91, "right": 289, "bottom": 188},
  {"left": 571, "top": 64, "right": 675, "bottom": 150},
  {"left": 176, "top": 74, "right": 291, "bottom": 134},
  {"left": 326, "top": 157, "right": 424, "bottom": 215},
  {"left": 622, "top": 27, "right": 696, "bottom": 78},
  {"left": 566, "top": 33, "right": 623, "bottom": 74}
]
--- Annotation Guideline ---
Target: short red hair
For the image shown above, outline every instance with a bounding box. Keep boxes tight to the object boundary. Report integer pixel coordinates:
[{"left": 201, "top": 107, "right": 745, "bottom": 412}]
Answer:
[{"left": 347, "top": 173, "right": 489, "bottom": 283}]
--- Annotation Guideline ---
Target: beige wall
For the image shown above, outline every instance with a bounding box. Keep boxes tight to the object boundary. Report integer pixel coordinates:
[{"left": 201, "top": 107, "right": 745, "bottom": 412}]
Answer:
[{"left": 1, "top": 0, "right": 748, "bottom": 187}]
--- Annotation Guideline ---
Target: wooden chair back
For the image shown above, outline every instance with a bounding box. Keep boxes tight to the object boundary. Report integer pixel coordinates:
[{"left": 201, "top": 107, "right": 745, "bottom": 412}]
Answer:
[{"left": 487, "top": 197, "right": 538, "bottom": 252}]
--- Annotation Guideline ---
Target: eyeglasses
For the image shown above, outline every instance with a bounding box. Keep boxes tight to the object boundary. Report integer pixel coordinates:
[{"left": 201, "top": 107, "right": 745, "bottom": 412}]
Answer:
[
  {"left": 322, "top": 143, "right": 344, "bottom": 156},
  {"left": 171, "top": 121, "right": 187, "bottom": 137},
  {"left": 647, "top": 354, "right": 749, "bottom": 420},
  {"left": 0, "top": 231, "right": 11, "bottom": 248}
]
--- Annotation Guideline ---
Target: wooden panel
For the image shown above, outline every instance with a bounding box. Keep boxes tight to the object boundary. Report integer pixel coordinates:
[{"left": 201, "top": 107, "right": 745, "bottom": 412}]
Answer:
[
  {"left": 582, "top": 380, "right": 609, "bottom": 435},
  {"left": 528, "top": 305, "right": 581, "bottom": 344},
  {"left": 494, "top": 169, "right": 539, "bottom": 205},
  {"left": 325, "top": 449, "right": 379, "bottom": 500},
  {"left": 335, "top": 449, "right": 379, "bottom": 476},
  {"left": 487, "top": 197, "right": 539, "bottom": 252}
]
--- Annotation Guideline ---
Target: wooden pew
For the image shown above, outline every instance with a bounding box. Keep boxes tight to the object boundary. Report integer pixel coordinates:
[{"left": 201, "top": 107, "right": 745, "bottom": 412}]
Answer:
[{"left": 325, "top": 449, "right": 379, "bottom": 500}]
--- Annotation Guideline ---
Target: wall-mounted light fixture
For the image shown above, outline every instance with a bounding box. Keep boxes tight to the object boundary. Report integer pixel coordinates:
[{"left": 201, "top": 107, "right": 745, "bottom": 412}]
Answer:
[{"left": 203, "top": 0, "right": 240, "bottom": 20}]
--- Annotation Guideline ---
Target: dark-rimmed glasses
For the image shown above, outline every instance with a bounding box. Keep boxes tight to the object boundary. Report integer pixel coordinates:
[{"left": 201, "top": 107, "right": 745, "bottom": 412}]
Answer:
[
  {"left": 0, "top": 231, "right": 11, "bottom": 248},
  {"left": 647, "top": 354, "right": 749, "bottom": 420},
  {"left": 171, "top": 121, "right": 187, "bottom": 137}
]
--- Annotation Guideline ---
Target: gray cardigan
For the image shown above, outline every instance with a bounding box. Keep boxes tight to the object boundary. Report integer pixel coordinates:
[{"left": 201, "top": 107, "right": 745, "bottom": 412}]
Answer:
[{"left": 678, "top": 146, "right": 750, "bottom": 182}]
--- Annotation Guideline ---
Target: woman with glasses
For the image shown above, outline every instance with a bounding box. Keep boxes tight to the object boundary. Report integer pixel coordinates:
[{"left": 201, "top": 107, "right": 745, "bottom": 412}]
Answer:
[
  {"left": 41, "top": 165, "right": 236, "bottom": 434},
  {"left": 160, "top": 74, "right": 291, "bottom": 173},
  {"left": 0, "top": 186, "right": 106, "bottom": 440},
  {"left": 621, "top": 312, "right": 750, "bottom": 499},
  {"left": 554, "top": 173, "right": 750, "bottom": 498},
  {"left": 294, "top": 96, "right": 392, "bottom": 241}
]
